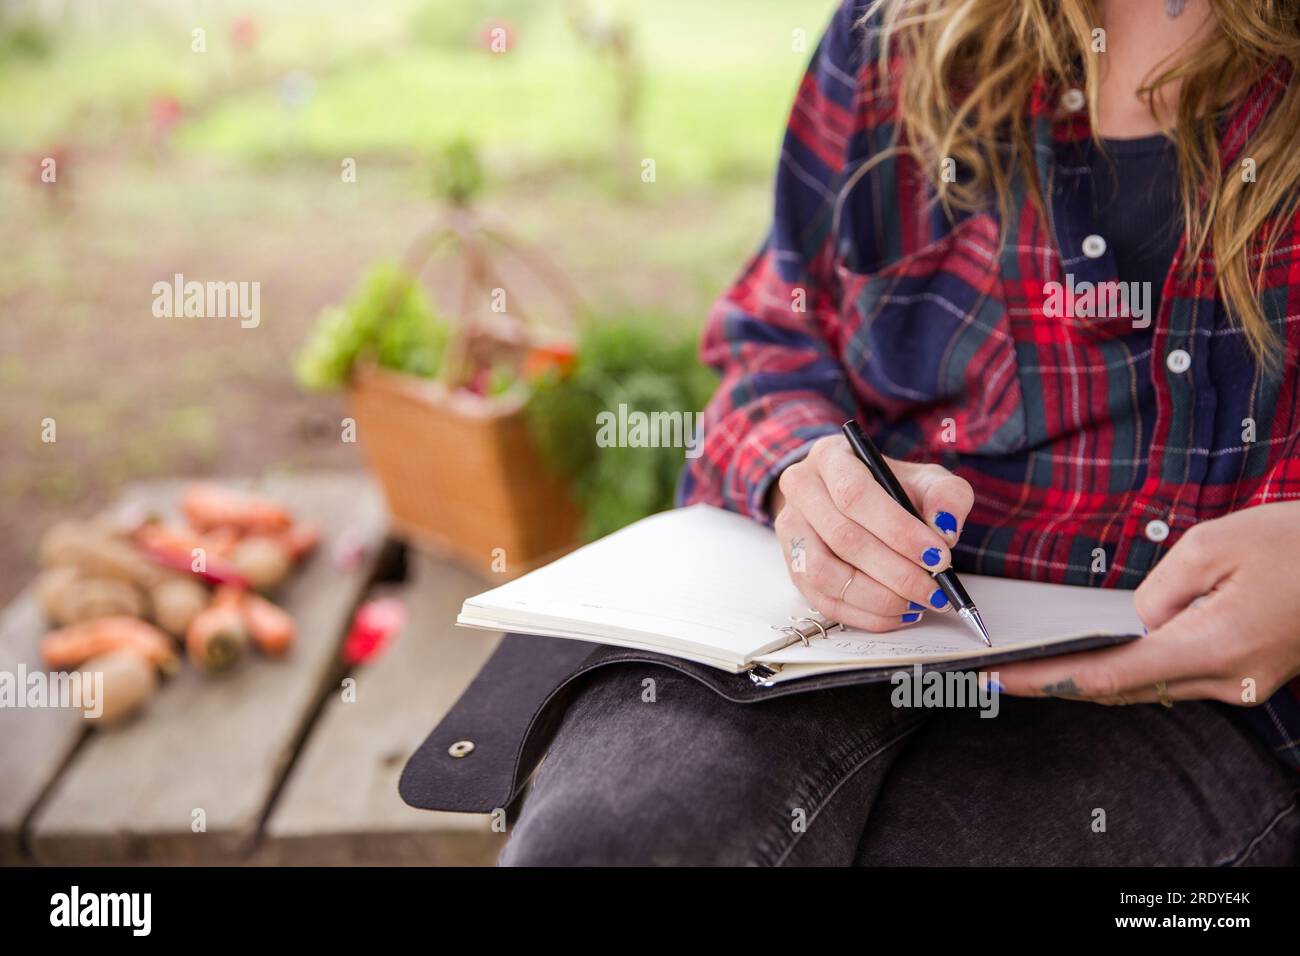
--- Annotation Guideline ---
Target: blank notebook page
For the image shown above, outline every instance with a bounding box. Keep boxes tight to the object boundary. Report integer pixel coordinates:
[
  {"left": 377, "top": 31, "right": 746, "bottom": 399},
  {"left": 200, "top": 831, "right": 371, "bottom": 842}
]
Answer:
[{"left": 459, "top": 505, "right": 820, "bottom": 665}]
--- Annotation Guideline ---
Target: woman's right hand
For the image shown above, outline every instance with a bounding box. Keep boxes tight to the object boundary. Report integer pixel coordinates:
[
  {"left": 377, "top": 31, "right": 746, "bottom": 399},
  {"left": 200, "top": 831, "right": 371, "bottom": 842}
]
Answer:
[{"left": 770, "top": 434, "right": 974, "bottom": 632}]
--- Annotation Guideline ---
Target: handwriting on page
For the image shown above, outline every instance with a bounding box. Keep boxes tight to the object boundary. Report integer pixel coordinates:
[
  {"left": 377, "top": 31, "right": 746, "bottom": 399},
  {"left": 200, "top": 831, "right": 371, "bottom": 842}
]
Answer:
[{"left": 822, "top": 636, "right": 968, "bottom": 656}]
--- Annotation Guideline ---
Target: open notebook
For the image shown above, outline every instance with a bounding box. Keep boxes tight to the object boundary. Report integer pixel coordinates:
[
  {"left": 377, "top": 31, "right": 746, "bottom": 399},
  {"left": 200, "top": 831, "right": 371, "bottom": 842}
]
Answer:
[{"left": 457, "top": 504, "right": 1143, "bottom": 685}]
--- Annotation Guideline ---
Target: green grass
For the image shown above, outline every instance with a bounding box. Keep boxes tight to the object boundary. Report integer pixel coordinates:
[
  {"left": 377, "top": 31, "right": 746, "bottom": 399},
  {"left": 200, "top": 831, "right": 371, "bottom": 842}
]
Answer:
[
  {"left": 0, "top": 0, "right": 414, "bottom": 144},
  {"left": 0, "top": 0, "right": 836, "bottom": 189}
]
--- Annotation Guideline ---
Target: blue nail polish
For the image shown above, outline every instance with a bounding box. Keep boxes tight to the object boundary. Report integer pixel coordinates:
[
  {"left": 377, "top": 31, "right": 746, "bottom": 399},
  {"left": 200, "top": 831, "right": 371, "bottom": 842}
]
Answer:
[
  {"left": 934, "top": 511, "right": 959, "bottom": 534},
  {"left": 929, "top": 588, "right": 949, "bottom": 609},
  {"left": 922, "top": 547, "right": 942, "bottom": 567},
  {"left": 989, "top": 679, "right": 1004, "bottom": 694},
  {"left": 908, "top": 601, "right": 924, "bottom": 611},
  {"left": 901, "top": 612, "right": 921, "bottom": 623}
]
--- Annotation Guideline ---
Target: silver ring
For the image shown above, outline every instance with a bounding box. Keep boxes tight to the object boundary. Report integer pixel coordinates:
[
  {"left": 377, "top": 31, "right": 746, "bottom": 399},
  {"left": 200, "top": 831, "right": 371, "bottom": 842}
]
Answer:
[{"left": 838, "top": 572, "right": 855, "bottom": 602}]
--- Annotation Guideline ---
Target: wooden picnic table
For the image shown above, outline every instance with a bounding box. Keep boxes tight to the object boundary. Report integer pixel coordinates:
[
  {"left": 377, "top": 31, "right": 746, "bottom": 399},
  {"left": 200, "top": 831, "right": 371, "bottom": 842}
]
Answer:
[{"left": 0, "top": 472, "right": 505, "bottom": 866}]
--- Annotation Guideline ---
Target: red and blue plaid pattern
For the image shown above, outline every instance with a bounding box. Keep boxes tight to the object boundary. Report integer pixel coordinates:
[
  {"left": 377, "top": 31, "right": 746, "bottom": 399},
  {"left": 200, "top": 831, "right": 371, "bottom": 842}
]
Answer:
[{"left": 679, "top": 0, "right": 1300, "bottom": 768}]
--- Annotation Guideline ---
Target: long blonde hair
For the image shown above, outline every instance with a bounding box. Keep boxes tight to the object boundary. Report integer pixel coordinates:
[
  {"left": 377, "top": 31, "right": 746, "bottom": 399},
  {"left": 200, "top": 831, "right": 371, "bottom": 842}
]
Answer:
[{"left": 863, "top": 0, "right": 1300, "bottom": 366}]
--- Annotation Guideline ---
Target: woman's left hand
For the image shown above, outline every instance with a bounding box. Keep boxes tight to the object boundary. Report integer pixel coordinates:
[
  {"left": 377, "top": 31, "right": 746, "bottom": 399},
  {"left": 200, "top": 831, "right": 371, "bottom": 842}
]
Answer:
[{"left": 994, "top": 501, "right": 1300, "bottom": 705}]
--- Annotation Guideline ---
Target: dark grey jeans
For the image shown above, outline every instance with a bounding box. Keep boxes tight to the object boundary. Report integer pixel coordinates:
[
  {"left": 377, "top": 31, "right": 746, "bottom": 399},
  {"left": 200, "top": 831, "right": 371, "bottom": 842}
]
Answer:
[{"left": 500, "top": 666, "right": 1300, "bottom": 866}]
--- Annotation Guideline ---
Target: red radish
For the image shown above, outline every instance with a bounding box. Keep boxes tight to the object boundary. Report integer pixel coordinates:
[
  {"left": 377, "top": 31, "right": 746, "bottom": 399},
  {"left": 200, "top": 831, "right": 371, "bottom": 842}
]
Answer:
[
  {"left": 137, "top": 541, "right": 251, "bottom": 589},
  {"left": 342, "top": 598, "right": 406, "bottom": 665}
]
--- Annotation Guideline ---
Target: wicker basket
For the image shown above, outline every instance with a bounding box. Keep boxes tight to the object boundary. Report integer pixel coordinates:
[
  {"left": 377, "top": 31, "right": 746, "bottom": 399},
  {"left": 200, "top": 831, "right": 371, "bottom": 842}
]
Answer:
[{"left": 347, "top": 363, "right": 581, "bottom": 578}]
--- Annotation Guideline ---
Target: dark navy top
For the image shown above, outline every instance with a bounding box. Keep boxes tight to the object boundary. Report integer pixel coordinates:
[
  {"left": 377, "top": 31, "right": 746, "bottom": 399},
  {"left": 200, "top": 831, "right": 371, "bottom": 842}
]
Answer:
[{"left": 1089, "top": 132, "right": 1182, "bottom": 321}]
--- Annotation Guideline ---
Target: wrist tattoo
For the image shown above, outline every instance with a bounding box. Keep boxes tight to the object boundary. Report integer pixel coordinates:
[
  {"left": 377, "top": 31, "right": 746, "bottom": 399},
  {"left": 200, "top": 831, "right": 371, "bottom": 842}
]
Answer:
[{"left": 1042, "top": 677, "right": 1082, "bottom": 697}]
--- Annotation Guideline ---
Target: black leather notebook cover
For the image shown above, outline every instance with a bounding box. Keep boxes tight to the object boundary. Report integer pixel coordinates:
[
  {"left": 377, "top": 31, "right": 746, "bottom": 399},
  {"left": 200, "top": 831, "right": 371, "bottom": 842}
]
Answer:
[{"left": 399, "top": 630, "right": 1137, "bottom": 814}]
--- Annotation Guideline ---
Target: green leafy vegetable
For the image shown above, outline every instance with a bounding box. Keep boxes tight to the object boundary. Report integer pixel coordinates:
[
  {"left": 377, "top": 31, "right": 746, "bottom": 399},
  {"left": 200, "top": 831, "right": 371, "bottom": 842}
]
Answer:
[
  {"left": 293, "top": 262, "right": 451, "bottom": 391},
  {"left": 526, "top": 316, "right": 716, "bottom": 539}
]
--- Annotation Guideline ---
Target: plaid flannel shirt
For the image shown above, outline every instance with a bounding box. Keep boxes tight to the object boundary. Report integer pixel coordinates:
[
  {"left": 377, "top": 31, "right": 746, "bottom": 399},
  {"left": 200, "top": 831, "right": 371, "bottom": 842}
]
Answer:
[{"left": 678, "top": 0, "right": 1300, "bottom": 768}]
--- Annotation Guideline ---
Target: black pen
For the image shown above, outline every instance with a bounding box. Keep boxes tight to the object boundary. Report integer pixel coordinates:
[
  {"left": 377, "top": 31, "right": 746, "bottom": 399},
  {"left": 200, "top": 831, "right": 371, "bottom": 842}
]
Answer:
[{"left": 841, "top": 420, "right": 992, "bottom": 646}]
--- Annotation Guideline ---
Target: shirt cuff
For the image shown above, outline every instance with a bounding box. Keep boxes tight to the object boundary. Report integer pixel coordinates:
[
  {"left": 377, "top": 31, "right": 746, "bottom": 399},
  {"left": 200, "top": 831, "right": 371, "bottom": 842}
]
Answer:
[{"left": 732, "top": 402, "right": 848, "bottom": 526}]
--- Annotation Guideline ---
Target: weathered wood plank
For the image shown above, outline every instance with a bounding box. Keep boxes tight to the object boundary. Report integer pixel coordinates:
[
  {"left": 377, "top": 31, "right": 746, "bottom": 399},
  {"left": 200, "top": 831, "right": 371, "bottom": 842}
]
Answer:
[
  {"left": 0, "top": 479, "right": 192, "bottom": 863},
  {"left": 26, "top": 472, "right": 387, "bottom": 864},
  {"left": 0, "top": 592, "right": 84, "bottom": 863},
  {"left": 259, "top": 549, "right": 504, "bottom": 865}
]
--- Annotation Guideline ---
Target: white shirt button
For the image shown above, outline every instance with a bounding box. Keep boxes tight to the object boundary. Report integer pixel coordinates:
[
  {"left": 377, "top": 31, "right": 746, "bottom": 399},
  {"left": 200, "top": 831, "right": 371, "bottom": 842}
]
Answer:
[
  {"left": 1081, "top": 234, "right": 1107, "bottom": 258},
  {"left": 1166, "top": 349, "right": 1191, "bottom": 373},
  {"left": 1063, "top": 88, "right": 1086, "bottom": 112},
  {"left": 1145, "top": 519, "right": 1170, "bottom": 543}
]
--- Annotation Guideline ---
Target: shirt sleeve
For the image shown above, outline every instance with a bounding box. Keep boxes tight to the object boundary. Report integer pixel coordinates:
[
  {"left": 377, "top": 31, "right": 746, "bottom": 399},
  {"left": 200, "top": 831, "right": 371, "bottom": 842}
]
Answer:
[{"left": 678, "top": 0, "right": 873, "bottom": 524}]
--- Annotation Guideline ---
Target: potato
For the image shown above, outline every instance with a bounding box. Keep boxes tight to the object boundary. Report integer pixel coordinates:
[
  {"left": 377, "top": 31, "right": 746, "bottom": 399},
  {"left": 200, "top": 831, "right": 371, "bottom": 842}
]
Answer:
[
  {"left": 229, "top": 537, "right": 292, "bottom": 591},
  {"left": 149, "top": 577, "right": 209, "bottom": 637},
  {"left": 34, "top": 567, "right": 80, "bottom": 620},
  {"left": 37, "top": 521, "right": 86, "bottom": 569},
  {"left": 81, "top": 651, "right": 159, "bottom": 725},
  {"left": 35, "top": 569, "right": 146, "bottom": 625},
  {"left": 39, "top": 521, "right": 176, "bottom": 589}
]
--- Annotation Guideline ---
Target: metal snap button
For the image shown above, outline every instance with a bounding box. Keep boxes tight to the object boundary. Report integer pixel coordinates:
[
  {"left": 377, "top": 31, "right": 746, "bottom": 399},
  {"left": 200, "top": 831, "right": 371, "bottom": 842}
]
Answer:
[
  {"left": 1081, "top": 234, "right": 1106, "bottom": 258},
  {"left": 1166, "top": 349, "right": 1191, "bottom": 373},
  {"left": 1145, "top": 519, "right": 1170, "bottom": 543},
  {"left": 1062, "top": 88, "right": 1086, "bottom": 112},
  {"left": 448, "top": 740, "right": 475, "bottom": 758}
]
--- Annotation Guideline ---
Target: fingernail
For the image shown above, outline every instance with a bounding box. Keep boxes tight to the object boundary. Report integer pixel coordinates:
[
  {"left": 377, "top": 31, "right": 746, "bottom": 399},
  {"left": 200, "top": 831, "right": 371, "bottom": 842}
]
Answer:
[
  {"left": 901, "top": 612, "right": 921, "bottom": 623},
  {"left": 908, "top": 601, "right": 924, "bottom": 611},
  {"left": 929, "top": 588, "right": 949, "bottom": 609},
  {"left": 979, "top": 673, "right": 1003, "bottom": 694},
  {"left": 922, "top": 547, "right": 942, "bottom": 567},
  {"left": 934, "top": 511, "right": 959, "bottom": 535}
]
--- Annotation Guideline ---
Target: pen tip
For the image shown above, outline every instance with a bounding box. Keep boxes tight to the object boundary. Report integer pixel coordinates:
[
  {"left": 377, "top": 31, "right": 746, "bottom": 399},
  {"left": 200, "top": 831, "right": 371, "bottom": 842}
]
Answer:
[{"left": 962, "top": 607, "right": 992, "bottom": 647}]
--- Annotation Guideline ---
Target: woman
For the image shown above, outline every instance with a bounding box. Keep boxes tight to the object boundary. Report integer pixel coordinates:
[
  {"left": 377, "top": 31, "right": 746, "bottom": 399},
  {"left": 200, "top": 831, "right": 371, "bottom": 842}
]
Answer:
[{"left": 502, "top": 0, "right": 1300, "bottom": 865}]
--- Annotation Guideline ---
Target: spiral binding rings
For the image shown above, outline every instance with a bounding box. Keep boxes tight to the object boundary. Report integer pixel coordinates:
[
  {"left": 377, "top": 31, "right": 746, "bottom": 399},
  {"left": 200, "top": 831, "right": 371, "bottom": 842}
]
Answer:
[{"left": 769, "top": 611, "right": 844, "bottom": 647}]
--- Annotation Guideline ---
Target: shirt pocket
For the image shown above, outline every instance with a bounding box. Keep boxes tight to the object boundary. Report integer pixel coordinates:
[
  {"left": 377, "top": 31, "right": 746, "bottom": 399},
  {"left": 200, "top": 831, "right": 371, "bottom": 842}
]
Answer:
[{"left": 832, "top": 216, "right": 1029, "bottom": 456}]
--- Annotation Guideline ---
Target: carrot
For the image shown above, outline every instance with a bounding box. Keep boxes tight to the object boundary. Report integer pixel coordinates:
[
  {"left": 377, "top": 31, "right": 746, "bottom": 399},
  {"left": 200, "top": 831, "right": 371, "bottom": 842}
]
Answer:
[
  {"left": 182, "top": 484, "right": 293, "bottom": 534},
  {"left": 201, "top": 526, "right": 242, "bottom": 558},
  {"left": 210, "top": 585, "right": 243, "bottom": 610},
  {"left": 185, "top": 603, "right": 247, "bottom": 673},
  {"left": 134, "top": 522, "right": 203, "bottom": 555},
  {"left": 521, "top": 342, "right": 577, "bottom": 381},
  {"left": 41, "top": 617, "right": 179, "bottom": 674},
  {"left": 241, "top": 592, "right": 296, "bottom": 656},
  {"left": 274, "top": 523, "right": 320, "bottom": 561},
  {"left": 212, "top": 586, "right": 295, "bottom": 656},
  {"left": 134, "top": 522, "right": 240, "bottom": 562}
]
